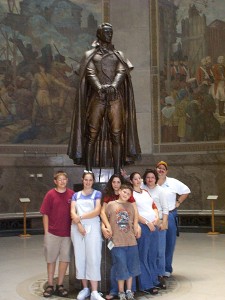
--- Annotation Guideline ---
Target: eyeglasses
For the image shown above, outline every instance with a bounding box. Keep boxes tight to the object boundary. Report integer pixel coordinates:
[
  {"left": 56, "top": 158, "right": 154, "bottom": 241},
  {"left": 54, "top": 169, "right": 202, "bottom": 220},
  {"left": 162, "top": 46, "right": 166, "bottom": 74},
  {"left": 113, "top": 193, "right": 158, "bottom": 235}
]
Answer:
[{"left": 84, "top": 170, "right": 93, "bottom": 174}]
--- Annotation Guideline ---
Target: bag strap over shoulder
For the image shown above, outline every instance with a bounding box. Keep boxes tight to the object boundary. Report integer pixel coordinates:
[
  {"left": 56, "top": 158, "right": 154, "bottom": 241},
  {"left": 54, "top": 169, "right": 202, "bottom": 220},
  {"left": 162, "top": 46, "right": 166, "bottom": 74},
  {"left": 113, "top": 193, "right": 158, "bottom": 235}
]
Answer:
[
  {"left": 90, "top": 190, "right": 97, "bottom": 200},
  {"left": 76, "top": 191, "right": 82, "bottom": 199}
]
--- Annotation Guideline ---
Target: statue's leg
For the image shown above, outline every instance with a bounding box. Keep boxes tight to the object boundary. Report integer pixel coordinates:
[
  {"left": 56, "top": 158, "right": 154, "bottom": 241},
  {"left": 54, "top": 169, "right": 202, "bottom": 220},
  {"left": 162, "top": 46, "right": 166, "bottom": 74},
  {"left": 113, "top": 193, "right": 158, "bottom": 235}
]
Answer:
[
  {"left": 218, "top": 100, "right": 225, "bottom": 116},
  {"left": 112, "top": 142, "right": 122, "bottom": 174},
  {"left": 108, "top": 98, "right": 124, "bottom": 174},
  {"left": 86, "top": 98, "right": 105, "bottom": 171}
]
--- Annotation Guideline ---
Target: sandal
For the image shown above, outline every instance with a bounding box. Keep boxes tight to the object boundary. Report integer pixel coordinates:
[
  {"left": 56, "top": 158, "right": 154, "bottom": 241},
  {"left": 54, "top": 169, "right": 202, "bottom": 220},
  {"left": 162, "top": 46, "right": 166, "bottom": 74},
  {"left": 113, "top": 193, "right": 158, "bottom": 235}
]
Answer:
[
  {"left": 55, "top": 284, "right": 68, "bottom": 297},
  {"left": 43, "top": 285, "right": 54, "bottom": 298},
  {"left": 156, "top": 276, "right": 166, "bottom": 289},
  {"left": 149, "top": 288, "right": 158, "bottom": 295}
]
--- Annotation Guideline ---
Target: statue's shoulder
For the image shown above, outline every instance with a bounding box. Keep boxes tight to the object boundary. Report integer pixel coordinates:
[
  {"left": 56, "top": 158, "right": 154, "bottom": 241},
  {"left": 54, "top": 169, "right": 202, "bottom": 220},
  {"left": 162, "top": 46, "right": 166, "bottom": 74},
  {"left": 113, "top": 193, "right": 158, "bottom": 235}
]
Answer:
[
  {"left": 77, "top": 48, "right": 97, "bottom": 77},
  {"left": 83, "top": 48, "right": 97, "bottom": 60},
  {"left": 114, "top": 50, "right": 125, "bottom": 60},
  {"left": 114, "top": 50, "right": 134, "bottom": 71}
]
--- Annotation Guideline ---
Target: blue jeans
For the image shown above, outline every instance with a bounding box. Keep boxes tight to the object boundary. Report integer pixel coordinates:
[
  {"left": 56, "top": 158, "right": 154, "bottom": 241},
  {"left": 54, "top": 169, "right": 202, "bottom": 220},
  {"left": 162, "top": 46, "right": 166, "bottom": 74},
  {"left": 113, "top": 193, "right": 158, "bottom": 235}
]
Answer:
[
  {"left": 137, "top": 223, "right": 159, "bottom": 290},
  {"left": 165, "top": 209, "right": 178, "bottom": 274},
  {"left": 110, "top": 246, "right": 140, "bottom": 294},
  {"left": 157, "top": 229, "right": 166, "bottom": 276}
]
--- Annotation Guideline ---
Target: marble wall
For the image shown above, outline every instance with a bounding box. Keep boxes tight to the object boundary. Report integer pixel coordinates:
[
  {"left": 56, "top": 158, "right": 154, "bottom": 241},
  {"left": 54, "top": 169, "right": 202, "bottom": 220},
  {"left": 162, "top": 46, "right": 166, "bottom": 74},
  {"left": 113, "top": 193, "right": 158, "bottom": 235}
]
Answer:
[
  {"left": 0, "top": 153, "right": 224, "bottom": 216},
  {"left": 110, "top": 0, "right": 152, "bottom": 154}
]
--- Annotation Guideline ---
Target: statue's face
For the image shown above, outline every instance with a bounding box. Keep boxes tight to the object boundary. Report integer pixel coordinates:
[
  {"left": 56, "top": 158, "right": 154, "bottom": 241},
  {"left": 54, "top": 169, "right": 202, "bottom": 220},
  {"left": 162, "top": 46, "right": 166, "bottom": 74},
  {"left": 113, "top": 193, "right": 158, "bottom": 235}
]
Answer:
[
  {"left": 218, "top": 56, "right": 224, "bottom": 64},
  {"left": 99, "top": 26, "right": 113, "bottom": 43}
]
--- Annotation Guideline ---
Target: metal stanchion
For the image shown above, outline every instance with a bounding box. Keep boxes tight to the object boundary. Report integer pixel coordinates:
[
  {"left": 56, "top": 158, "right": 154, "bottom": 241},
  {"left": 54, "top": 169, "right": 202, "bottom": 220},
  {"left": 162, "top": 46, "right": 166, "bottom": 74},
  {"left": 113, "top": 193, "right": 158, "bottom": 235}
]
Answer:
[
  {"left": 207, "top": 195, "right": 219, "bottom": 235},
  {"left": 19, "top": 198, "right": 31, "bottom": 238}
]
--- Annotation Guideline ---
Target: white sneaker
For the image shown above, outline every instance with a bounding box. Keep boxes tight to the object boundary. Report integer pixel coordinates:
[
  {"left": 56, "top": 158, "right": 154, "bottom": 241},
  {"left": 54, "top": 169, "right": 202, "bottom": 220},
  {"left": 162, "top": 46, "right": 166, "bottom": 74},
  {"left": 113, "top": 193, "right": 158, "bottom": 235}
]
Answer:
[
  {"left": 77, "top": 288, "right": 90, "bottom": 300},
  {"left": 126, "top": 290, "right": 135, "bottom": 300},
  {"left": 90, "top": 291, "right": 105, "bottom": 300},
  {"left": 118, "top": 292, "right": 126, "bottom": 300}
]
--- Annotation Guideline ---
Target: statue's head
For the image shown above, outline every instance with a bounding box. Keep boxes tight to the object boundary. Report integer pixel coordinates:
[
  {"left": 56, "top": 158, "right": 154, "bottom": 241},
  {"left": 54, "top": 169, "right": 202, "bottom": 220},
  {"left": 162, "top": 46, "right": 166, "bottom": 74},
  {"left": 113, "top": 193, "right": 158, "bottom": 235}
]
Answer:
[
  {"left": 217, "top": 56, "right": 224, "bottom": 64},
  {"left": 96, "top": 23, "right": 113, "bottom": 44}
]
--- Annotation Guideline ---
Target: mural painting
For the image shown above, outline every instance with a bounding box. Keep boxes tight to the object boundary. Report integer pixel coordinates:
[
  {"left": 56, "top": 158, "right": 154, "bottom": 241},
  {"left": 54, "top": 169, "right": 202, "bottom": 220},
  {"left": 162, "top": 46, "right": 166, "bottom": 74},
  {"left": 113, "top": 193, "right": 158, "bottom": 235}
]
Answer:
[
  {"left": 0, "top": 0, "right": 102, "bottom": 145},
  {"left": 159, "top": 0, "right": 225, "bottom": 144}
]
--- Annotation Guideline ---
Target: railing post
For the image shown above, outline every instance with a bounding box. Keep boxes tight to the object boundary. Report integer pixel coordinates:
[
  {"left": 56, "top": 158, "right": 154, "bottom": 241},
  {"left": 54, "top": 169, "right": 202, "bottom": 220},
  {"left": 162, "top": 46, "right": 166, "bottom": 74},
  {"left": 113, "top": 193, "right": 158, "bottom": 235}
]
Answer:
[
  {"left": 19, "top": 198, "right": 31, "bottom": 238},
  {"left": 207, "top": 195, "right": 219, "bottom": 235}
]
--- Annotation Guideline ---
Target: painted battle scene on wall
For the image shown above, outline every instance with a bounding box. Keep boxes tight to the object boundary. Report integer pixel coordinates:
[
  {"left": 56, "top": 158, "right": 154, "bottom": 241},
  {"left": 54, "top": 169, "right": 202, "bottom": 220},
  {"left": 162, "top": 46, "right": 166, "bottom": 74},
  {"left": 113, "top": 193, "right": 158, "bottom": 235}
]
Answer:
[
  {"left": 0, "top": 0, "right": 102, "bottom": 144},
  {"left": 159, "top": 0, "right": 225, "bottom": 143}
]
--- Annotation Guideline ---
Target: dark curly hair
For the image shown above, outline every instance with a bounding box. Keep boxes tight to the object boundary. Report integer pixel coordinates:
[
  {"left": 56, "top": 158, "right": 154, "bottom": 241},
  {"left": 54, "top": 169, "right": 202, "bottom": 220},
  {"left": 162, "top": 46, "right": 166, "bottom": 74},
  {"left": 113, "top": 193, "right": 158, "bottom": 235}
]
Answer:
[
  {"left": 142, "top": 168, "right": 158, "bottom": 185},
  {"left": 102, "top": 174, "right": 126, "bottom": 197}
]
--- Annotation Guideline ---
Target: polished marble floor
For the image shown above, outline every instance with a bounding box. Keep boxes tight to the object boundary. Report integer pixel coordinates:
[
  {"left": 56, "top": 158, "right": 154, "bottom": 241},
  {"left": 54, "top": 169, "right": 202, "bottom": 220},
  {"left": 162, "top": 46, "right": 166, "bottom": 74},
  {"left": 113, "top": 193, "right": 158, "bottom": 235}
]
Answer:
[{"left": 1, "top": 232, "right": 225, "bottom": 300}]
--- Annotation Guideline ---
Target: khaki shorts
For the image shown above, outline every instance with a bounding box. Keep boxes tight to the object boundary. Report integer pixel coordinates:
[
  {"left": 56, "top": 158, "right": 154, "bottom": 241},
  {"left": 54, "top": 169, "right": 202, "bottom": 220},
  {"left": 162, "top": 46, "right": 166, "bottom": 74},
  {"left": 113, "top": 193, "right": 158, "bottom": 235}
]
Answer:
[{"left": 44, "top": 232, "right": 71, "bottom": 263}]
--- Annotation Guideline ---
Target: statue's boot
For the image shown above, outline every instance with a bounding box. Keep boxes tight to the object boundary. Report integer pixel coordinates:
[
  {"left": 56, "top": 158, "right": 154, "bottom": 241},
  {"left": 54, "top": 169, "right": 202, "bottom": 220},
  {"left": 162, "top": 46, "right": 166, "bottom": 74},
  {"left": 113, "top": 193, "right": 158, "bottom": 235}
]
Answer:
[
  {"left": 86, "top": 143, "right": 94, "bottom": 171},
  {"left": 112, "top": 143, "right": 122, "bottom": 174},
  {"left": 219, "top": 101, "right": 225, "bottom": 116}
]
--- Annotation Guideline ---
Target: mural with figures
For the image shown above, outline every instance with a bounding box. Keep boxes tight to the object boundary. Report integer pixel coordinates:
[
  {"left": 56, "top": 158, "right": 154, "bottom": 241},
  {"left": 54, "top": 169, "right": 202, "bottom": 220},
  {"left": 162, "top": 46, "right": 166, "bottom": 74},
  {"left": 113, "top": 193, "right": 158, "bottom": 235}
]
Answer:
[
  {"left": 0, "top": 0, "right": 101, "bottom": 144},
  {"left": 159, "top": 0, "right": 225, "bottom": 143}
]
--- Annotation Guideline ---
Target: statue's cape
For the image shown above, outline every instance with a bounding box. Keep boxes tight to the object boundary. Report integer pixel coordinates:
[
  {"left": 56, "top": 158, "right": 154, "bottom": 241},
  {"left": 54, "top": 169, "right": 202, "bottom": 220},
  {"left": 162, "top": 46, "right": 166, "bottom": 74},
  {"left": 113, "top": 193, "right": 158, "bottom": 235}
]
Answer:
[{"left": 67, "top": 47, "right": 141, "bottom": 168}]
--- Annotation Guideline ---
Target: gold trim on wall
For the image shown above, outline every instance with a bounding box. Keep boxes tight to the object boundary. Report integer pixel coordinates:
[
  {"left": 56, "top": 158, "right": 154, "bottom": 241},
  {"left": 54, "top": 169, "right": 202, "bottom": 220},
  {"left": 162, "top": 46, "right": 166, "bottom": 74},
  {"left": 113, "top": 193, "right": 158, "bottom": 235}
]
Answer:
[{"left": 103, "top": 0, "right": 110, "bottom": 23}]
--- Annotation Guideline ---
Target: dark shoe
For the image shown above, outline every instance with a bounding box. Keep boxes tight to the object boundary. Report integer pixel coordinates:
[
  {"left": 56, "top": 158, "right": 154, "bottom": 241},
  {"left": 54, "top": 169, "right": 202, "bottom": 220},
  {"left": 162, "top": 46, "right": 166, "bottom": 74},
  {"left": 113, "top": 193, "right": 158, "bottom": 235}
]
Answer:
[
  {"left": 55, "top": 284, "right": 68, "bottom": 297},
  {"left": 142, "top": 288, "right": 158, "bottom": 295},
  {"left": 156, "top": 276, "right": 166, "bottom": 289},
  {"left": 43, "top": 285, "right": 54, "bottom": 298}
]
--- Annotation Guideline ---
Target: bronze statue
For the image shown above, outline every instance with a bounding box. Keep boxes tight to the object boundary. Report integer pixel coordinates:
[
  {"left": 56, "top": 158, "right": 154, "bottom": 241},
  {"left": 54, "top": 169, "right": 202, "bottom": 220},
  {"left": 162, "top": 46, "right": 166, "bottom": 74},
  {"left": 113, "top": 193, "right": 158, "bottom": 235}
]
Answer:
[{"left": 68, "top": 23, "right": 141, "bottom": 174}]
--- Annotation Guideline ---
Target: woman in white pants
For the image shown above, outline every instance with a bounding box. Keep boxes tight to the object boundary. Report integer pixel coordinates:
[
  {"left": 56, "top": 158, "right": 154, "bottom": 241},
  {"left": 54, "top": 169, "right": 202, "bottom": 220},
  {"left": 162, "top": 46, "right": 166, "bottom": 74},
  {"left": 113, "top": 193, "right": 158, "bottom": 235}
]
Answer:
[{"left": 71, "top": 171, "right": 104, "bottom": 300}]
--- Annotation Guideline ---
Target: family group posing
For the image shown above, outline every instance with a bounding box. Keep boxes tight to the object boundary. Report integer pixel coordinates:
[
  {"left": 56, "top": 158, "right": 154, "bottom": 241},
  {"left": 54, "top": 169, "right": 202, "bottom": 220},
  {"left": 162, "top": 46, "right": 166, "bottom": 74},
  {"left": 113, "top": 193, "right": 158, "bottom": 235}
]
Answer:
[{"left": 40, "top": 161, "right": 191, "bottom": 299}]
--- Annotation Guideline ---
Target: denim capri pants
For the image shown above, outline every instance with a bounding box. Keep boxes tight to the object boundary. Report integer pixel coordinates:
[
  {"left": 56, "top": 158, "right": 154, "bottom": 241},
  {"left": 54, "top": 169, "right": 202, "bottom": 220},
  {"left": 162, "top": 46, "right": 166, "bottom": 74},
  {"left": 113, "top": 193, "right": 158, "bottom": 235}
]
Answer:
[{"left": 111, "top": 245, "right": 141, "bottom": 280}]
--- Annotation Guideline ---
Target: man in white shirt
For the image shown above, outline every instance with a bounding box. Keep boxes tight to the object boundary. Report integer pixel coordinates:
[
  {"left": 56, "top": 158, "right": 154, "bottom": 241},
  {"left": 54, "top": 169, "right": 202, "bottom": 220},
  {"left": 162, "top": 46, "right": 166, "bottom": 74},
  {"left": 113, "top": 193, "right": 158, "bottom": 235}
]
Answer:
[{"left": 156, "top": 161, "right": 190, "bottom": 278}]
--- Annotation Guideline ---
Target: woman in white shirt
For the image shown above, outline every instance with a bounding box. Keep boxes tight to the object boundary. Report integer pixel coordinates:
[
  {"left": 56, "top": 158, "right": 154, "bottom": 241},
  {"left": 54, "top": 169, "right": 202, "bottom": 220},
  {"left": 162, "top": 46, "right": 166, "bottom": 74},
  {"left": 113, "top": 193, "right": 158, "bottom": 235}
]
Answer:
[
  {"left": 71, "top": 171, "right": 104, "bottom": 300},
  {"left": 142, "top": 168, "right": 169, "bottom": 289},
  {"left": 130, "top": 172, "right": 159, "bottom": 296}
]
